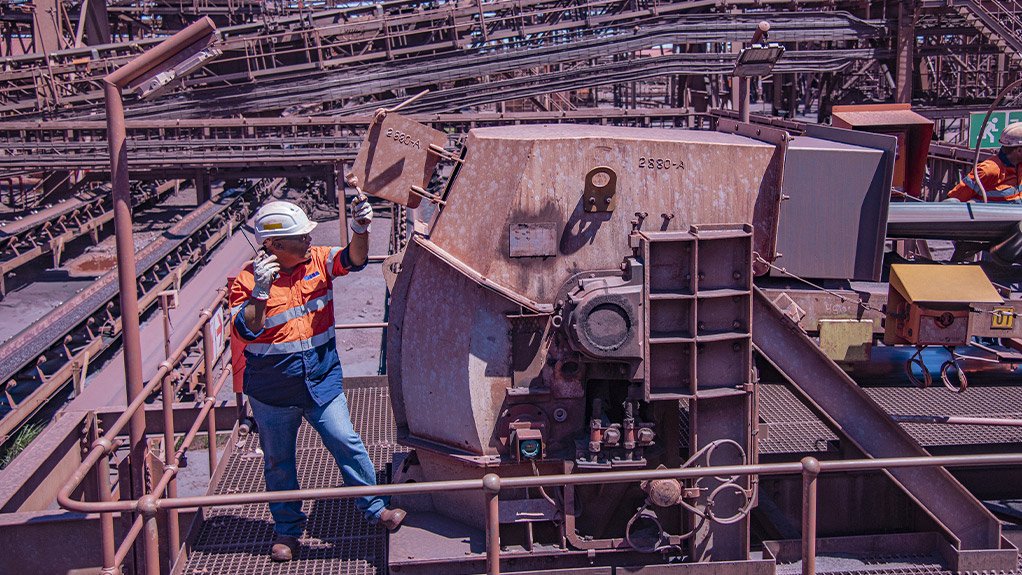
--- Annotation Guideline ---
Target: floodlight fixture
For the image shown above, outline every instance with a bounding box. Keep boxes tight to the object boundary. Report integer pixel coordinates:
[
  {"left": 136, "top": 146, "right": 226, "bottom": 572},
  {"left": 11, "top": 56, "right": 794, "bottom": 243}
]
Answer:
[
  {"left": 134, "top": 44, "right": 222, "bottom": 100},
  {"left": 100, "top": 17, "right": 220, "bottom": 530},
  {"left": 733, "top": 43, "right": 785, "bottom": 77}
]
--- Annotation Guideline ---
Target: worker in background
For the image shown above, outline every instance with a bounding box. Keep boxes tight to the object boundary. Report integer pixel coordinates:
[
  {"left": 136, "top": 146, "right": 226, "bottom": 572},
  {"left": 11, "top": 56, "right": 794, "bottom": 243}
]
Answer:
[
  {"left": 229, "top": 197, "right": 405, "bottom": 562},
  {"left": 946, "top": 122, "right": 1022, "bottom": 203}
]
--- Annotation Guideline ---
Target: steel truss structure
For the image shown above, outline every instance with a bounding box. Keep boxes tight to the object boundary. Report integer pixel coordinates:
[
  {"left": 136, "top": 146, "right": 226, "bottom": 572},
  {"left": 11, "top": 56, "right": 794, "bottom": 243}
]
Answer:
[{"left": 0, "top": 0, "right": 1021, "bottom": 127}]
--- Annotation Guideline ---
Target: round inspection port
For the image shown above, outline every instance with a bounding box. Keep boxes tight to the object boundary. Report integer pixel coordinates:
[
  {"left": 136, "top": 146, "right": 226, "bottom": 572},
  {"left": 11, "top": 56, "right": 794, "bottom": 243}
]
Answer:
[
  {"left": 583, "top": 302, "right": 632, "bottom": 350},
  {"left": 553, "top": 407, "right": 568, "bottom": 422},
  {"left": 519, "top": 439, "right": 542, "bottom": 459}
]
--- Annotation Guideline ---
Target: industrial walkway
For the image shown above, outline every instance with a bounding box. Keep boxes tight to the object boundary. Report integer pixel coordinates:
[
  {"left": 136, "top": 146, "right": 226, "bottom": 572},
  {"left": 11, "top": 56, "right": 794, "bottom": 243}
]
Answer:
[
  {"left": 180, "top": 382, "right": 403, "bottom": 574},
  {"left": 173, "top": 372, "right": 1022, "bottom": 574}
]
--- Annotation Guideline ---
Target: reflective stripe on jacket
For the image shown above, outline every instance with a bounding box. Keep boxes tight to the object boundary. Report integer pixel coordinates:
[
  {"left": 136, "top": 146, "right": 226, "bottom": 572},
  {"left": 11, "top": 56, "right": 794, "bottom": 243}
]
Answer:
[
  {"left": 948, "top": 150, "right": 1022, "bottom": 203},
  {"left": 228, "top": 245, "right": 364, "bottom": 407}
]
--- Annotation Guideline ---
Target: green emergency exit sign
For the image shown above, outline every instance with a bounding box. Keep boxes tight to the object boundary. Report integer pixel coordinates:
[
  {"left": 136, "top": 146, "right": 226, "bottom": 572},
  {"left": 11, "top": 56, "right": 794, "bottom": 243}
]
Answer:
[{"left": 970, "top": 111, "right": 1022, "bottom": 148}]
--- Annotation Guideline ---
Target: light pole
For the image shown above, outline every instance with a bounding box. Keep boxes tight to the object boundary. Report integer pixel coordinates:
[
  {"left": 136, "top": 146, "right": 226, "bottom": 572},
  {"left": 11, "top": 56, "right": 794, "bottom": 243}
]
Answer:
[
  {"left": 102, "top": 17, "right": 219, "bottom": 568},
  {"left": 733, "top": 22, "right": 784, "bottom": 122}
]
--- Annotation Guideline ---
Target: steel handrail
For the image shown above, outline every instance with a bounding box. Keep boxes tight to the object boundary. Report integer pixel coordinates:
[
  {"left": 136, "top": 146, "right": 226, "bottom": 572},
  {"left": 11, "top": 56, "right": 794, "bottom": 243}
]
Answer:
[
  {"left": 59, "top": 450, "right": 1022, "bottom": 514},
  {"left": 53, "top": 294, "right": 1022, "bottom": 575},
  {"left": 58, "top": 288, "right": 230, "bottom": 574},
  {"left": 59, "top": 441, "right": 1022, "bottom": 575}
]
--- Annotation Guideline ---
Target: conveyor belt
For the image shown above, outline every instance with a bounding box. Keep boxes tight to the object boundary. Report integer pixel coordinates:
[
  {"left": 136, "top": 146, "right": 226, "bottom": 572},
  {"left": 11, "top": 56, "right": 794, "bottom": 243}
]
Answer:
[{"left": 0, "top": 194, "right": 238, "bottom": 385}]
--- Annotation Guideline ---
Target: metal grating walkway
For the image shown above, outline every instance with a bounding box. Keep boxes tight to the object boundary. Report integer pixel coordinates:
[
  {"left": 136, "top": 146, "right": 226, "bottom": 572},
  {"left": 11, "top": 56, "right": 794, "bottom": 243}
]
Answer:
[
  {"left": 775, "top": 552, "right": 1022, "bottom": 575},
  {"left": 759, "top": 382, "right": 1022, "bottom": 455},
  {"left": 179, "top": 385, "right": 407, "bottom": 575},
  {"left": 775, "top": 554, "right": 949, "bottom": 575}
]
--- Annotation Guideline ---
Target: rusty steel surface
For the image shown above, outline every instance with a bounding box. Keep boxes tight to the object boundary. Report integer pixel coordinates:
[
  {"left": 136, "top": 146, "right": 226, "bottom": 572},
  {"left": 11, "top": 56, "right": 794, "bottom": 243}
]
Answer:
[
  {"left": 431, "top": 125, "right": 773, "bottom": 305},
  {"left": 389, "top": 124, "right": 774, "bottom": 466},
  {"left": 4, "top": 6, "right": 1022, "bottom": 575},
  {"left": 45, "top": 348, "right": 1022, "bottom": 575},
  {"left": 1, "top": 5, "right": 1022, "bottom": 575},
  {"left": 350, "top": 114, "right": 448, "bottom": 209},
  {"left": 0, "top": 110, "right": 697, "bottom": 175},
  {"left": 0, "top": 180, "right": 177, "bottom": 296},
  {"left": 0, "top": 0, "right": 1017, "bottom": 137},
  {"left": 715, "top": 119, "right": 788, "bottom": 275},
  {"left": 0, "top": 191, "right": 235, "bottom": 380},
  {"left": 379, "top": 117, "right": 1021, "bottom": 574}
]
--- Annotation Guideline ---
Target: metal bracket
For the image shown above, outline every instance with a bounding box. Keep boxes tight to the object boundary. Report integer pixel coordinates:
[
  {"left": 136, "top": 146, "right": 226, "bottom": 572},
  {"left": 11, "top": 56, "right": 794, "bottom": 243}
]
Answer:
[{"left": 583, "top": 166, "right": 617, "bottom": 212}]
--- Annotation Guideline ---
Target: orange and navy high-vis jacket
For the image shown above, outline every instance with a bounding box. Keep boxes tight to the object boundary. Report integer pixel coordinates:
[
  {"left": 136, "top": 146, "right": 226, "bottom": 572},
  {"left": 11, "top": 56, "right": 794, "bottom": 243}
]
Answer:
[
  {"left": 948, "top": 149, "right": 1022, "bottom": 203},
  {"left": 229, "top": 245, "right": 365, "bottom": 407}
]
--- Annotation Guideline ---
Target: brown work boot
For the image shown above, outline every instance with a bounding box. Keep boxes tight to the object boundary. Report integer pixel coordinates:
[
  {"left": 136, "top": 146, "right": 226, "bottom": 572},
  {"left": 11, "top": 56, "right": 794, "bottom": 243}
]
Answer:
[
  {"left": 378, "top": 507, "right": 406, "bottom": 531},
  {"left": 270, "top": 534, "right": 299, "bottom": 562}
]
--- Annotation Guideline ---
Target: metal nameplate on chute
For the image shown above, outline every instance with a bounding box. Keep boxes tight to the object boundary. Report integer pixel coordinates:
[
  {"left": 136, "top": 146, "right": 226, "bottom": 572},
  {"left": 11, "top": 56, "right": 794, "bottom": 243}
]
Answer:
[
  {"left": 350, "top": 114, "right": 448, "bottom": 208},
  {"left": 583, "top": 166, "right": 617, "bottom": 212},
  {"left": 509, "top": 222, "right": 558, "bottom": 258}
]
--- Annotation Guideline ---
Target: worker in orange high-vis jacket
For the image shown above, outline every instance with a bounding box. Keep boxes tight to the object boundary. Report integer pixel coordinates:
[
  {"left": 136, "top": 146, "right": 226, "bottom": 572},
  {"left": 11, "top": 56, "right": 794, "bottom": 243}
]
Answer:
[
  {"left": 229, "top": 193, "right": 405, "bottom": 563},
  {"left": 947, "top": 122, "right": 1022, "bottom": 203}
]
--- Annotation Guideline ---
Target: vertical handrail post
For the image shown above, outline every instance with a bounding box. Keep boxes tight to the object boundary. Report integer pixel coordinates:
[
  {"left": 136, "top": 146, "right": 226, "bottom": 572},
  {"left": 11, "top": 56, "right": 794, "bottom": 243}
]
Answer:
[
  {"left": 95, "top": 438, "right": 121, "bottom": 575},
  {"left": 159, "top": 292, "right": 172, "bottom": 360},
  {"left": 201, "top": 320, "right": 219, "bottom": 472},
  {"left": 138, "top": 496, "right": 161, "bottom": 575},
  {"left": 801, "top": 456, "right": 820, "bottom": 575},
  {"left": 160, "top": 371, "right": 181, "bottom": 559},
  {"left": 482, "top": 473, "right": 501, "bottom": 575}
]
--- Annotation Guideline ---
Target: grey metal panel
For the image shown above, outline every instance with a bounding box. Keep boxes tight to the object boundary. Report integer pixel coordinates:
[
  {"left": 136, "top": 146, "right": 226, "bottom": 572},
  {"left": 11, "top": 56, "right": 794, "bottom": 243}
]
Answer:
[
  {"left": 771, "top": 125, "right": 896, "bottom": 281},
  {"left": 887, "top": 203, "right": 1022, "bottom": 241}
]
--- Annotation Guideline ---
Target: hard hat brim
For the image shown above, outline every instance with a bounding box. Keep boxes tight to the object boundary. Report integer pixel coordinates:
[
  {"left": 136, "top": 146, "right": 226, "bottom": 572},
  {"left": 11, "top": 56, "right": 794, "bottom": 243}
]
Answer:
[{"left": 291, "top": 220, "right": 317, "bottom": 236}]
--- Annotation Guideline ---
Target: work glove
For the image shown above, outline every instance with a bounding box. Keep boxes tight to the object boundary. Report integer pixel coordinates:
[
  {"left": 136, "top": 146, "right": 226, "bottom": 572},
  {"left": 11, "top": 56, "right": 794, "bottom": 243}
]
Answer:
[
  {"left": 251, "top": 252, "right": 279, "bottom": 300},
  {"left": 350, "top": 196, "right": 373, "bottom": 235}
]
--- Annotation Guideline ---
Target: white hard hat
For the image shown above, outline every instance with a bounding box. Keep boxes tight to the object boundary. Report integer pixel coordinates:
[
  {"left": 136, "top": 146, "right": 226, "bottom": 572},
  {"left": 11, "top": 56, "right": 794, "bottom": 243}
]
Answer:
[
  {"left": 1001, "top": 122, "right": 1022, "bottom": 147},
  {"left": 253, "top": 200, "right": 317, "bottom": 242}
]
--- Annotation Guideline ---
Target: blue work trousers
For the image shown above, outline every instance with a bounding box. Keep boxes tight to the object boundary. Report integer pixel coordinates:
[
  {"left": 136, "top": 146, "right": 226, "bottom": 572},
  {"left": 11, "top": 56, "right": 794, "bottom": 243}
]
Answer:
[{"left": 249, "top": 392, "right": 387, "bottom": 537}]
